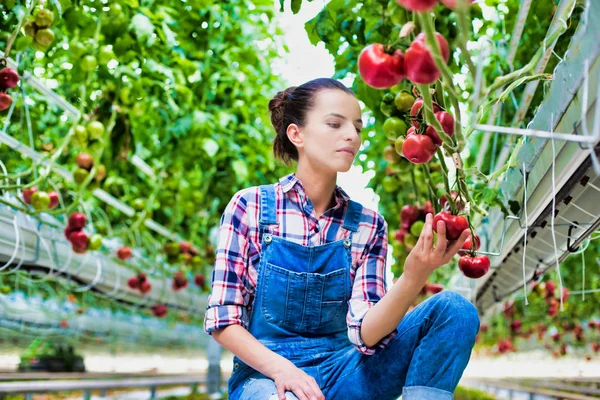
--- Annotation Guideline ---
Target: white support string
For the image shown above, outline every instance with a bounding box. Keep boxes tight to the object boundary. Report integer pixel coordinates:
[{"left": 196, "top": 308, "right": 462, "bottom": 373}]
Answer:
[
  {"left": 522, "top": 162, "right": 529, "bottom": 305},
  {"left": 550, "top": 114, "right": 565, "bottom": 311}
]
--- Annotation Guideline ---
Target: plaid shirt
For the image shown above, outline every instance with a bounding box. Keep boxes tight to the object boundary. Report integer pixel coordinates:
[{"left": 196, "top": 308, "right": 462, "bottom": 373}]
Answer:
[{"left": 204, "top": 173, "right": 396, "bottom": 355}]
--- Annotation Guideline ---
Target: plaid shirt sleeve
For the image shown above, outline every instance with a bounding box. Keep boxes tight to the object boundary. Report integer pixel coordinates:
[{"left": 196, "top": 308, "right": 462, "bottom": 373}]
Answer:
[
  {"left": 347, "top": 213, "right": 397, "bottom": 355},
  {"left": 204, "top": 189, "right": 253, "bottom": 335}
]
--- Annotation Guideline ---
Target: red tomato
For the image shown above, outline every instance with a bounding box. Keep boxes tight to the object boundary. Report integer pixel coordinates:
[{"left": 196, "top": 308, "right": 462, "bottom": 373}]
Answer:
[
  {"left": 68, "top": 212, "right": 87, "bottom": 230},
  {"left": 396, "top": 0, "right": 439, "bottom": 12},
  {"left": 425, "top": 111, "right": 455, "bottom": 146},
  {"left": 420, "top": 201, "right": 434, "bottom": 219},
  {"left": 151, "top": 304, "right": 168, "bottom": 318},
  {"left": 0, "top": 67, "right": 20, "bottom": 89},
  {"left": 426, "top": 282, "right": 444, "bottom": 294},
  {"left": 459, "top": 234, "right": 481, "bottom": 255},
  {"left": 458, "top": 255, "right": 490, "bottom": 279},
  {"left": 194, "top": 274, "right": 206, "bottom": 288},
  {"left": 48, "top": 191, "right": 60, "bottom": 209},
  {"left": 117, "top": 247, "right": 132, "bottom": 260},
  {"left": 23, "top": 186, "right": 38, "bottom": 205},
  {"left": 68, "top": 231, "right": 89, "bottom": 250},
  {"left": 401, "top": 205, "right": 420, "bottom": 228},
  {"left": 405, "top": 32, "right": 450, "bottom": 85},
  {"left": 432, "top": 210, "right": 468, "bottom": 240},
  {"left": 409, "top": 98, "right": 442, "bottom": 128},
  {"left": 139, "top": 281, "right": 152, "bottom": 295},
  {"left": 127, "top": 276, "right": 140, "bottom": 290},
  {"left": 0, "top": 92, "right": 12, "bottom": 111},
  {"left": 402, "top": 134, "right": 437, "bottom": 164},
  {"left": 358, "top": 44, "right": 405, "bottom": 89},
  {"left": 394, "top": 229, "right": 408, "bottom": 243}
]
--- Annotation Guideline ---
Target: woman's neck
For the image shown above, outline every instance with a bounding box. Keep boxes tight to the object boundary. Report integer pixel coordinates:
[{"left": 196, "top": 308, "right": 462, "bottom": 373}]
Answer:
[{"left": 295, "top": 163, "right": 337, "bottom": 219}]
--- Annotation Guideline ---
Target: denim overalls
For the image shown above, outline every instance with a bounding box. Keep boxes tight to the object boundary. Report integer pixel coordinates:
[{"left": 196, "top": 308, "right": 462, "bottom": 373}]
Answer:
[{"left": 228, "top": 184, "right": 480, "bottom": 400}]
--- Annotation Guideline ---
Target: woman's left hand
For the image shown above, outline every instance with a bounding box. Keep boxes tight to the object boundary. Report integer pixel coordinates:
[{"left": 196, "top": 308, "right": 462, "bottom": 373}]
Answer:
[{"left": 403, "top": 213, "right": 470, "bottom": 284}]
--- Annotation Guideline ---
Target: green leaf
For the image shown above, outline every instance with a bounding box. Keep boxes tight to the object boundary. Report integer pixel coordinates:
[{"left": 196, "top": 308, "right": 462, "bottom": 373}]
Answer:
[
  {"left": 291, "top": 0, "right": 302, "bottom": 14},
  {"left": 508, "top": 200, "right": 521, "bottom": 216}
]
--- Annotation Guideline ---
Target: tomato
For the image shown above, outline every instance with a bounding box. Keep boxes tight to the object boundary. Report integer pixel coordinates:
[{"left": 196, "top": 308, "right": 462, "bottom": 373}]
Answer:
[
  {"left": 404, "top": 233, "right": 417, "bottom": 249},
  {"left": 22, "top": 186, "right": 38, "bottom": 205},
  {"left": 426, "top": 282, "right": 444, "bottom": 294},
  {"left": 405, "top": 32, "right": 450, "bottom": 85},
  {"left": 34, "top": 28, "right": 55, "bottom": 47},
  {"left": 98, "top": 46, "right": 116, "bottom": 65},
  {"left": 117, "top": 247, "right": 132, "bottom": 260},
  {"left": 31, "top": 191, "right": 50, "bottom": 211},
  {"left": 394, "top": 228, "right": 408, "bottom": 243},
  {"left": 383, "top": 117, "right": 408, "bottom": 140},
  {"left": 383, "top": 145, "right": 401, "bottom": 164},
  {"left": 74, "top": 168, "right": 89, "bottom": 185},
  {"left": 410, "top": 98, "right": 442, "bottom": 128},
  {"left": 68, "top": 212, "right": 87, "bottom": 230},
  {"left": 23, "top": 20, "right": 36, "bottom": 38},
  {"left": 194, "top": 274, "right": 206, "bottom": 288},
  {"left": 394, "top": 135, "right": 406, "bottom": 156},
  {"left": 0, "top": 68, "right": 20, "bottom": 89},
  {"left": 94, "top": 164, "right": 107, "bottom": 182},
  {"left": 441, "top": 0, "right": 474, "bottom": 8},
  {"left": 420, "top": 201, "right": 434, "bottom": 218},
  {"left": 410, "top": 220, "right": 425, "bottom": 236},
  {"left": 440, "top": 191, "right": 465, "bottom": 211},
  {"left": 394, "top": 91, "right": 415, "bottom": 111},
  {"left": 76, "top": 153, "right": 94, "bottom": 170},
  {"left": 48, "top": 191, "right": 60, "bottom": 209},
  {"left": 459, "top": 234, "right": 480, "bottom": 255},
  {"left": 164, "top": 241, "right": 181, "bottom": 256},
  {"left": 432, "top": 210, "right": 468, "bottom": 240},
  {"left": 382, "top": 175, "right": 400, "bottom": 192},
  {"left": 402, "top": 134, "right": 436, "bottom": 164},
  {"left": 0, "top": 92, "right": 12, "bottom": 111},
  {"left": 69, "top": 40, "right": 89, "bottom": 58},
  {"left": 151, "top": 304, "right": 168, "bottom": 318},
  {"left": 396, "top": 0, "right": 439, "bottom": 12},
  {"left": 458, "top": 255, "right": 490, "bottom": 279},
  {"left": 34, "top": 9, "right": 54, "bottom": 28},
  {"left": 139, "top": 281, "right": 152, "bottom": 295},
  {"left": 87, "top": 121, "right": 105, "bottom": 140},
  {"left": 0, "top": 286, "right": 11, "bottom": 295},
  {"left": 425, "top": 111, "right": 455, "bottom": 145},
  {"left": 81, "top": 55, "right": 98, "bottom": 72},
  {"left": 68, "top": 231, "right": 89, "bottom": 249},
  {"left": 88, "top": 234, "right": 103, "bottom": 250},
  {"left": 132, "top": 198, "right": 146, "bottom": 212},
  {"left": 127, "top": 276, "right": 139, "bottom": 290},
  {"left": 401, "top": 205, "right": 420, "bottom": 228},
  {"left": 358, "top": 44, "right": 405, "bottom": 89}
]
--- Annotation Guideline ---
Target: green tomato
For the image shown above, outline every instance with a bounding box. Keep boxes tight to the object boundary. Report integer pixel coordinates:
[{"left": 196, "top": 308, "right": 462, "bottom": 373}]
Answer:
[
  {"left": 34, "top": 28, "right": 55, "bottom": 47},
  {"left": 410, "top": 220, "right": 425, "bottom": 237},
  {"left": 382, "top": 176, "right": 399, "bottom": 193},
  {"left": 380, "top": 93, "right": 397, "bottom": 117},
  {"left": 395, "top": 91, "right": 415, "bottom": 112},
  {"left": 23, "top": 20, "right": 36, "bottom": 38},
  {"left": 383, "top": 117, "right": 408, "bottom": 140},
  {"left": 34, "top": 9, "right": 54, "bottom": 28},
  {"left": 404, "top": 234, "right": 417, "bottom": 249},
  {"left": 0, "top": 286, "right": 11, "bottom": 295},
  {"left": 31, "top": 191, "right": 50, "bottom": 211},
  {"left": 98, "top": 45, "right": 116, "bottom": 65},
  {"left": 394, "top": 135, "right": 405, "bottom": 156},
  {"left": 74, "top": 168, "right": 89, "bottom": 185},
  {"left": 88, "top": 234, "right": 103, "bottom": 250},
  {"left": 132, "top": 198, "right": 146, "bottom": 212},
  {"left": 75, "top": 125, "right": 88, "bottom": 143},
  {"left": 191, "top": 256, "right": 203, "bottom": 269},
  {"left": 165, "top": 242, "right": 180, "bottom": 257},
  {"left": 383, "top": 145, "right": 401, "bottom": 164},
  {"left": 86, "top": 121, "right": 105, "bottom": 140},
  {"left": 81, "top": 55, "right": 97, "bottom": 72},
  {"left": 69, "top": 40, "right": 88, "bottom": 58},
  {"left": 184, "top": 201, "right": 196, "bottom": 217}
]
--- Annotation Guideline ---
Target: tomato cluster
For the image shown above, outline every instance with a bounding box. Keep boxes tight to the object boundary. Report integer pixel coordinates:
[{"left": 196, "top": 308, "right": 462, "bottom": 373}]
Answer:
[
  {"left": 127, "top": 272, "right": 152, "bottom": 295},
  {"left": 0, "top": 67, "right": 19, "bottom": 112},
  {"left": 22, "top": 8, "right": 57, "bottom": 52},
  {"left": 394, "top": 202, "right": 434, "bottom": 250},
  {"left": 358, "top": 30, "right": 450, "bottom": 89},
  {"left": 63, "top": 212, "right": 102, "bottom": 254}
]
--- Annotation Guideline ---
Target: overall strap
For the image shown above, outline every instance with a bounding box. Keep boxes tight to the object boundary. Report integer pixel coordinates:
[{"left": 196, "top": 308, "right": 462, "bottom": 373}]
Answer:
[
  {"left": 342, "top": 200, "right": 363, "bottom": 233},
  {"left": 258, "top": 184, "right": 278, "bottom": 239}
]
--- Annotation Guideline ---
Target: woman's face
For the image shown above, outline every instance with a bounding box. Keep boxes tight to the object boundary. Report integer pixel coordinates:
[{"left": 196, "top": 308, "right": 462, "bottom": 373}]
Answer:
[{"left": 288, "top": 89, "right": 363, "bottom": 173}]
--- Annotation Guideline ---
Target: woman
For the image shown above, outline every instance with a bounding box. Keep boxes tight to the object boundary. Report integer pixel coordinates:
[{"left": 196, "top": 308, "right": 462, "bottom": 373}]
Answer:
[{"left": 204, "top": 78, "right": 480, "bottom": 400}]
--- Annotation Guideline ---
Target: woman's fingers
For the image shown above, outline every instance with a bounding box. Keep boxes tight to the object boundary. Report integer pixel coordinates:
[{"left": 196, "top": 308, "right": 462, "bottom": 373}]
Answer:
[
  {"left": 434, "top": 220, "right": 447, "bottom": 256},
  {"left": 421, "top": 213, "right": 434, "bottom": 251},
  {"left": 446, "top": 229, "right": 471, "bottom": 256}
]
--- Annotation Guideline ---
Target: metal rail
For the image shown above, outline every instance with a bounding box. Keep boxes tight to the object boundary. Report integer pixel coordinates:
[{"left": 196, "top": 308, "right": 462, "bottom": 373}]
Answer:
[{"left": 0, "top": 375, "right": 209, "bottom": 400}]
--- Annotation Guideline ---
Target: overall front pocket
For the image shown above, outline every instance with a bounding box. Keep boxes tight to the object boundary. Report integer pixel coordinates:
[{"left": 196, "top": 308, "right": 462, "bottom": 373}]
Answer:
[{"left": 261, "top": 262, "right": 349, "bottom": 334}]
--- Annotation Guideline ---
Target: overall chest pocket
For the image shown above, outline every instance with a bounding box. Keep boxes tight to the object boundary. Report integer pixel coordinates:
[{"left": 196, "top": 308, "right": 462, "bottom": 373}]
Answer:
[{"left": 261, "top": 262, "right": 349, "bottom": 334}]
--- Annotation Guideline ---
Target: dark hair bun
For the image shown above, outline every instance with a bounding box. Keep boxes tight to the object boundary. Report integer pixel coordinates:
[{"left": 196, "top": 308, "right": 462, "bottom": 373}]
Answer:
[{"left": 268, "top": 86, "right": 296, "bottom": 135}]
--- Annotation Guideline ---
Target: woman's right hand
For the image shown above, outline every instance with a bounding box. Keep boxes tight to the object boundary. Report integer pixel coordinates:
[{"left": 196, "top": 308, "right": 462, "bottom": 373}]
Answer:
[{"left": 271, "top": 360, "right": 325, "bottom": 400}]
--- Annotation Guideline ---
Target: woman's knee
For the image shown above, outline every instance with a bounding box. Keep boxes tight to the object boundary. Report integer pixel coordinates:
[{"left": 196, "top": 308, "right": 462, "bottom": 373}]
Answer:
[
  {"left": 430, "top": 291, "right": 480, "bottom": 335},
  {"left": 240, "top": 377, "right": 299, "bottom": 400}
]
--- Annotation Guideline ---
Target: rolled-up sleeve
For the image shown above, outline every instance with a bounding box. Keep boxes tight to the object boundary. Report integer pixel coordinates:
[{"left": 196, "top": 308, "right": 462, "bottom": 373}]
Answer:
[
  {"left": 204, "top": 190, "right": 252, "bottom": 335},
  {"left": 347, "top": 214, "right": 397, "bottom": 355}
]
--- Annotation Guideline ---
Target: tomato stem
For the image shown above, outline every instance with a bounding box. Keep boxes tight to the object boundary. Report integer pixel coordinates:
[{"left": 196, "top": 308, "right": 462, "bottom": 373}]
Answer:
[{"left": 453, "top": 2, "right": 477, "bottom": 79}]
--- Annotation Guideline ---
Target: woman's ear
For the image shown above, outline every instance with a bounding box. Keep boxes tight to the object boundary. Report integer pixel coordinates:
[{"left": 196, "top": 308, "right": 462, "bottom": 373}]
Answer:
[{"left": 286, "top": 123, "right": 304, "bottom": 150}]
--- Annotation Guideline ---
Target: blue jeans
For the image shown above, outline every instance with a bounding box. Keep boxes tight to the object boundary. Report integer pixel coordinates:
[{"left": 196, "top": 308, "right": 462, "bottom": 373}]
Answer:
[{"left": 230, "top": 291, "right": 480, "bottom": 399}]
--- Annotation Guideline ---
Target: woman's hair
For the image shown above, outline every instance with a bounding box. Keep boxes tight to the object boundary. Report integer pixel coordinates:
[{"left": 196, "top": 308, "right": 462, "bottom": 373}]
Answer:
[{"left": 268, "top": 78, "right": 355, "bottom": 165}]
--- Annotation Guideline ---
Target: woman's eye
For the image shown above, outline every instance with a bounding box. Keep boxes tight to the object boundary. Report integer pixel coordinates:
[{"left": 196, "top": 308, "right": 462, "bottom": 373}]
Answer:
[{"left": 328, "top": 123, "right": 340, "bottom": 128}]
